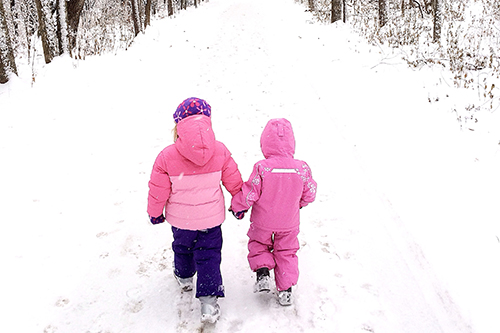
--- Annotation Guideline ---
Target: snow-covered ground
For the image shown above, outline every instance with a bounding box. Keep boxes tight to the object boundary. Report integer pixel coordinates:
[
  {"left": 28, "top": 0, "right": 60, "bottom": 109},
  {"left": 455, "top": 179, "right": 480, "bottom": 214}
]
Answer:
[{"left": 1, "top": 0, "right": 499, "bottom": 332}]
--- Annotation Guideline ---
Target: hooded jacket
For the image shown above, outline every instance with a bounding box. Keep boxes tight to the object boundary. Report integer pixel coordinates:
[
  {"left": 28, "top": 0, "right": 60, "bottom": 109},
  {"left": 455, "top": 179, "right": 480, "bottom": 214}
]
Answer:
[
  {"left": 147, "top": 115, "right": 243, "bottom": 230},
  {"left": 231, "top": 118, "right": 317, "bottom": 232}
]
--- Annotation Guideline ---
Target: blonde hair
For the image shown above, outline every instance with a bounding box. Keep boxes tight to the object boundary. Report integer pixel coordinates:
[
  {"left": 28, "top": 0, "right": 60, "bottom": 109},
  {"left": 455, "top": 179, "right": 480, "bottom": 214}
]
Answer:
[{"left": 173, "top": 124, "right": 179, "bottom": 142}]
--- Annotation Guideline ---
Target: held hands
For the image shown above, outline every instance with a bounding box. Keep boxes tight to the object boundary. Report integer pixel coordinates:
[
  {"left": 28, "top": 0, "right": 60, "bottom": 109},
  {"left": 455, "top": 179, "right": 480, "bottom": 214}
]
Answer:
[
  {"left": 149, "top": 215, "right": 165, "bottom": 225},
  {"left": 229, "top": 207, "right": 247, "bottom": 220}
]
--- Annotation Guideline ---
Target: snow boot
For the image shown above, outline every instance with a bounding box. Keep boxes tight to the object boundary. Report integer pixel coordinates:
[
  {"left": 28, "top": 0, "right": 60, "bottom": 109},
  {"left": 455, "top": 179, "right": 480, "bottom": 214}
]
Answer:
[
  {"left": 199, "top": 296, "right": 221, "bottom": 324},
  {"left": 278, "top": 287, "right": 293, "bottom": 306},
  {"left": 254, "top": 267, "right": 271, "bottom": 293},
  {"left": 174, "top": 273, "right": 194, "bottom": 292}
]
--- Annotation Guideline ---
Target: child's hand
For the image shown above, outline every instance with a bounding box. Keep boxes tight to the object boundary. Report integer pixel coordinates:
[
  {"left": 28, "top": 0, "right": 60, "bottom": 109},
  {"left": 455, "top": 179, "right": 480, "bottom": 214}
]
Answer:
[
  {"left": 149, "top": 215, "right": 165, "bottom": 225},
  {"left": 228, "top": 208, "right": 246, "bottom": 220}
]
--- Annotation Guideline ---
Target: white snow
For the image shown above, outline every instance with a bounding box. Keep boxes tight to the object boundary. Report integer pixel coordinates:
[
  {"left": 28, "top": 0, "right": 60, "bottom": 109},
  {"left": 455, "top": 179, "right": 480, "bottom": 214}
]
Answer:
[{"left": 1, "top": 0, "right": 500, "bottom": 332}]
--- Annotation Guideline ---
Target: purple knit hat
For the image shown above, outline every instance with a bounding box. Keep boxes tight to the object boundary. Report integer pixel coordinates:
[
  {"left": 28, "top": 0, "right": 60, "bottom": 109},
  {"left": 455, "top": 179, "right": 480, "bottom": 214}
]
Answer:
[{"left": 173, "top": 97, "right": 212, "bottom": 123}]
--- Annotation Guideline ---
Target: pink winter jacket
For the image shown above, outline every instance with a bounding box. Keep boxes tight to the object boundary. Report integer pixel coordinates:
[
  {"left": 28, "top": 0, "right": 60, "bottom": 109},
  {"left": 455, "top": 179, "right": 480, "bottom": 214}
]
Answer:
[
  {"left": 147, "top": 115, "right": 243, "bottom": 230},
  {"left": 231, "top": 118, "right": 317, "bottom": 232}
]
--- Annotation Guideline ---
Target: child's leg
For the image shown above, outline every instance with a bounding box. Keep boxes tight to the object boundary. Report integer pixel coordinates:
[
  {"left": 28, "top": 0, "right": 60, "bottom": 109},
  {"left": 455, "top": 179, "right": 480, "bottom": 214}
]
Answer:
[
  {"left": 193, "top": 226, "right": 225, "bottom": 298},
  {"left": 247, "top": 224, "right": 275, "bottom": 271},
  {"left": 273, "top": 228, "right": 300, "bottom": 291},
  {"left": 171, "top": 227, "right": 197, "bottom": 279}
]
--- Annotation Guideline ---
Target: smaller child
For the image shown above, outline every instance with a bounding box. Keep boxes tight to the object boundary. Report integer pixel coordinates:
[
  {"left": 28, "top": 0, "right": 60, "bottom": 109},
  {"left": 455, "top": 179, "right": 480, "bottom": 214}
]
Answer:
[{"left": 230, "top": 118, "right": 317, "bottom": 306}]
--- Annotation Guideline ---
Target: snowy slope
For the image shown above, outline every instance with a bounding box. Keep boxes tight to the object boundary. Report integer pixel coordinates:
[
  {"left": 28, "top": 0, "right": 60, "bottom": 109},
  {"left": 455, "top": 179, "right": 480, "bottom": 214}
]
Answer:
[{"left": 1, "top": 0, "right": 499, "bottom": 332}]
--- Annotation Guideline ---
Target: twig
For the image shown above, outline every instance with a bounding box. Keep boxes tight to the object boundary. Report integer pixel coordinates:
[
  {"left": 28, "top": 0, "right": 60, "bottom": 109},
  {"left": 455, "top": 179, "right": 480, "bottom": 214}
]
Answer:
[{"left": 411, "top": 0, "right": 424, "bottom": 19}]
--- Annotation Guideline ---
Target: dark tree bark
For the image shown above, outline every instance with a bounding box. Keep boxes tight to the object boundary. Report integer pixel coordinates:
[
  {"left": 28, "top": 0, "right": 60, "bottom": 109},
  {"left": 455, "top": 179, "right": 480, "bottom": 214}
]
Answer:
[
  {"left": 66, "top": 0, "right": 85, "bottom": 53},
  {"left": 34, "top": 0, "right": 54, "bottom": 63},
  {"left": 55, "top": 0, "right": 64, "bottom": 55},
  {"left": 432, "top": 0, "right": 441, "bottom": 43},
  {"left": 331, "top": 0, "right": 342, "bottom": 23},
  {"left": 167, "top": 0, "right": 173, "bottom": 16},
  {"left": 131, "top": 0, "right": 141, "bottom": 36},
  {"left": 0, "top": 0, "right": 17, "bottom": 82},
  {"left": 145, "top": 0, "right": 152, "bottom": 28},
  {"left": 343, "top": 0, "right": 346, "bottom": 23},
  {"left": 378, "top": 0, "right": 387, "bottom": 27},
  {"left": 0, "top": 53, "right": 7, "bottom": 83}
]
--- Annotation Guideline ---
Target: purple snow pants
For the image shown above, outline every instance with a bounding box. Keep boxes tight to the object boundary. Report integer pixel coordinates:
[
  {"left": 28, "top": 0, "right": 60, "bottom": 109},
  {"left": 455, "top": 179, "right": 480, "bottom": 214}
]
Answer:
[{"left": 171, "top": 226, "right": 224, "bottom": 298}]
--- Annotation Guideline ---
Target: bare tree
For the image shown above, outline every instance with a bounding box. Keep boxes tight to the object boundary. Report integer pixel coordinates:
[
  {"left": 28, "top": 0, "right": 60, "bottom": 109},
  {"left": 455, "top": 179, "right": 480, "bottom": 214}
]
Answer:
[
  {"left": 66, "top": 0, "right": 85, "bottom": 54},
  {"left": 1, "top": 0, "right": 18, "bottom": 83},
  {"left": 331, "top": 0, "right": 342, "bottom": 23},
  {"left": 131, "top": 0, "right": 142, "bottom": 36},
  {"left": 432, "top": 0, "right": 441, "bottom": 43},
  {"left": 145, "top": 0, "right": 152, "bottom": 28},
  {"left": 167, "top": 0, "right": 173, "bottom": 16},
  {"left": 0, "top": 53, "right": 7, "bottom": 83},
  {"left": 378, "top": 0, "right": 387, "bottom": 27},
  {"left": 34, "top": 0, "right": 55, "bottom": 63},
  {"left": 54, "top": 0, "right": 68, "bottom": 55},
  {"left": 343, "top": 0, "right": 346, "bottom": 23},
  {"left": 10, "top": 0, "right": 32, "bottom": 58}
]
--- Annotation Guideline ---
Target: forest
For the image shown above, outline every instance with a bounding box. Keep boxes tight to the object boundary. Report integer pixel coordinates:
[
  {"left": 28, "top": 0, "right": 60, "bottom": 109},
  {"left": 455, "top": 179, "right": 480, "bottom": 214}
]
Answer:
[{"left": 1, "top": 0, "right": 499, "bottom": 113}]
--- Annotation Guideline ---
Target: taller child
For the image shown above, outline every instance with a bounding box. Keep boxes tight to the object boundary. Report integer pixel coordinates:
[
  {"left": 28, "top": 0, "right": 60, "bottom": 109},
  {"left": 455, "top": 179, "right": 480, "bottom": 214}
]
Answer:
[
  {"left": 230, "top": 118, "right": 317, "bottom": 306},
  {"left": 147, "top": 97, "right": 243, "bottom": 323}
]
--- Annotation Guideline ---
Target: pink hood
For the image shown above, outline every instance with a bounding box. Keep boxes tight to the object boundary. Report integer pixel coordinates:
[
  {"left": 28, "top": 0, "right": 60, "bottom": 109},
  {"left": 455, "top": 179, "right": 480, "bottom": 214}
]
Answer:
[
  {"left": 231, "top": 118, "right": 317, "bottom": 232},
  {"left": 260, "top": 118, "right": 295, "bottom": 159},
  {"left": 147, "top": 114, "right": 243, "bottom": 230},
  {"left": 176, "top": 115, "right": 215, "bottom": 166}
]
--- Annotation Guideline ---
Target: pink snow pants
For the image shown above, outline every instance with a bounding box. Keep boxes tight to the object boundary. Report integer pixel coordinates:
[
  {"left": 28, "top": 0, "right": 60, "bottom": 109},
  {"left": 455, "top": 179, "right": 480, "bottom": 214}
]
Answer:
[{"left": 247, "top": 224, "right": 300, "bottom": 291}]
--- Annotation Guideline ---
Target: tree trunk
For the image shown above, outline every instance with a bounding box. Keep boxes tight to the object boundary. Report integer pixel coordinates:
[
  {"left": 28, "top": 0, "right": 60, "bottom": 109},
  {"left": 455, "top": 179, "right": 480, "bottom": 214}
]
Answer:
[
  {"left": 0, "top": 52, "right": 7, "bottom": 83},
  {"left": 0, "top": 0, "right": 17, "bottom": 75},
  {"left": 378, "top": 0, "right": 387, "bottom": 27},
  {"left": 11, "top": 0, "right": 31, "bottom": 59},
  {"left": 331, "top": 0, "right": 342, "bottom": 23},
  {"left": 432, "top": 0, "right": 441, "bottom": 43},
  {"left": 55, "top": 0, "right": 66, "bottom": 55},
  {"left": 34, "top": 0, "right": 54, "bottom": 63},
  {"left": 131, "top": 0, "right": 141, "bottom": 36},
  {"left": 66, "top": 0, "right": 85, "bottom": 54},
  {"left": 167, "top": 0, "right": 173, "bottom": 16},
  {"left": 145, "top": 0, "right": 152, "bottom": 28},
  {"left": 0, "top": 0, "right": 17, "bottom": 81},
  {"left": 343, "top": 0, "right": 346, "bottom": 23}
]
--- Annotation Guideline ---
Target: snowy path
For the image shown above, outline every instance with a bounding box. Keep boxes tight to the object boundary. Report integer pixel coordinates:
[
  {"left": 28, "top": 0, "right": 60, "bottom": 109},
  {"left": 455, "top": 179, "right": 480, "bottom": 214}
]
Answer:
[{"left": 1, "top": 0, "right": 497, "bottom": 332}]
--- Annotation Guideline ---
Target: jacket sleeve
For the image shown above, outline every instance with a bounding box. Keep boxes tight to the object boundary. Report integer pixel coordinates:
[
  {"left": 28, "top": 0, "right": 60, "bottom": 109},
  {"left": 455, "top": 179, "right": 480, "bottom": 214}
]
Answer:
[
  {"left": 230, "top": 163, "right": 262, "bottom": 212},
  {"left": 300, "top": 162, "right": 317, "bottom": 208},
  {"left": 147, "top": 152, "right": 172, "bottom": 217},
  {"left": 221, "top": 149, "right": 243, "bottom": 196}
]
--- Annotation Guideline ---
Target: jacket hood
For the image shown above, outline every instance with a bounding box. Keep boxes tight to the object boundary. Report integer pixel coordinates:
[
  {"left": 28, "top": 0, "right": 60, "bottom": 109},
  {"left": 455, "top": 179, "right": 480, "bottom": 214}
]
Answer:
[
  {"left": 260, "top": 118, "right": 295, "bottom": 159},
  {"left": 175, "top": 115, "right": 215, "bottom": 166}
]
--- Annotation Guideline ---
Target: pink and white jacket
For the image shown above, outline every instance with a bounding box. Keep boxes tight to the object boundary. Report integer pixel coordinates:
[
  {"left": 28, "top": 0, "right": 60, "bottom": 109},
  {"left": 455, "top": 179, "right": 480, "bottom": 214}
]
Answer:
[
  {"left": 147, "top": 115, "right": 243, "bottom": 230},
  {"left": 231, "top": 118, "right": 317, "bottom": 232}
]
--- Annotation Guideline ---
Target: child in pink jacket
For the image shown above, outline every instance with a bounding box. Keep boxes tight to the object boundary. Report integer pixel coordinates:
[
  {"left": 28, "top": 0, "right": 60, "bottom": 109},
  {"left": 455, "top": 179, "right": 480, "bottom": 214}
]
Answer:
[
  {"left": 147, "top": 97, "right": 243, "bottom": 323},
  {"left": 230, "top": 118, "right": 317, "bottom": 306}
]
